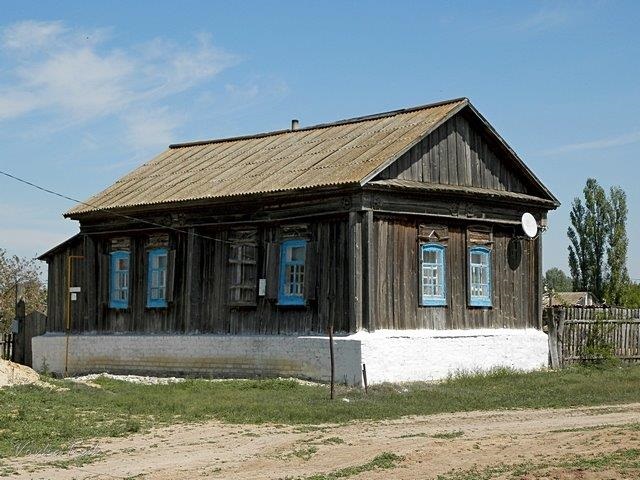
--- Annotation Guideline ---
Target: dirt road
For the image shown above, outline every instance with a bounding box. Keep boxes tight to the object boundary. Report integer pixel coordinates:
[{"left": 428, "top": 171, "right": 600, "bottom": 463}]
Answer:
[{"left": 6, "top": 403, "right": 640, "bottom": 479}]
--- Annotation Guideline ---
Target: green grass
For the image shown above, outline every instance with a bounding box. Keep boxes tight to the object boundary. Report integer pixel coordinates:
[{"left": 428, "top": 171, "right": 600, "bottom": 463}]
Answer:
[
  {"left": 44, "top": 452, "right": 106, "bottom": 470},
  {"left": 1, "top": 365, "right": 640, "bottom": 459},
  {"left": 431, "top": 430, "right": 464, "bottom": 439},
  {"left": 436, "top": 447, "right": 640, "bottom": 479},
  {"left": 301, "top": 452, "right": 403, "bottom": 479},
  {"left": 290, "top": 446, "right": 318, "bottom": 461}
]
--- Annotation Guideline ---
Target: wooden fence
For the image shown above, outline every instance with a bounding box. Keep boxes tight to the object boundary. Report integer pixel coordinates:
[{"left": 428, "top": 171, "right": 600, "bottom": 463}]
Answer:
[
  {"left": 1, "top": 333, "right": 14, "bottom": 361},
  {"left": 11, "top": 301, "right": 47, "bottom": 368},
  {"left": 545, "top": 307, "right": 640, "bottom": 368}
]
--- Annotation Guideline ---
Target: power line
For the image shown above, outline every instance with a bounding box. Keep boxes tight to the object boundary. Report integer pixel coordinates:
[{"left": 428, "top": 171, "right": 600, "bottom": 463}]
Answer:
[{"left": 0, "top": 169, "right": 236, "bottom": 246}]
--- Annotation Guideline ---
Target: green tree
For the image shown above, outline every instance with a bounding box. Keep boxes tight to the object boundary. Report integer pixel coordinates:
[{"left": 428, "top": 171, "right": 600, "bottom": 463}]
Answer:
[
  {"left": 622, "top": 283, "right": 640, "bottom": 308},
  {"left": 605, "top": 187, "right": 630, "bottom": 305},
  {"left": 544, "top": 267, "right": 573, "bottom": 292},
  {"left": 568, "top": 197, "right": 589, "bottom": 291},
  {"left": 0, "top": 248, "right": 47, "bottom": 332},
  {"left": 568, "top": 178, "right": 609, "bottom": 298}
]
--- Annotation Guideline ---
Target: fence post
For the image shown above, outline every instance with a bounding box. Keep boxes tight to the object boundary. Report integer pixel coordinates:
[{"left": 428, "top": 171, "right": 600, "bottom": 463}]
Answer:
[
  {"left": 547, "top": 307, "right": 559, "bottom": 369},
  {"left": 13, "top": 299, "right": 25, "bottom": 364},
  {"left": 556, "top": 308, "right": 566, "bottom": 367}
]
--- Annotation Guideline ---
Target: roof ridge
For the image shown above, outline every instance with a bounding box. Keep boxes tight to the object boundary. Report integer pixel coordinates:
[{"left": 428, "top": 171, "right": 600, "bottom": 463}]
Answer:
[{"left": 168, "top": 97, "right": 468, "bottom": 149}]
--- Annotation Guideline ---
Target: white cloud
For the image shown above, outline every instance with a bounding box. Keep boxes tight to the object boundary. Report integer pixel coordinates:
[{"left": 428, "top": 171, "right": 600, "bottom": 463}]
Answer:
[
  {"left": 542, "top": 130, "right": 640, "bottom": 156},
  {"left": 1, "top": 20, "right": 67, "bottom": 52},
  {"left": 225, "top": 83, "right": 260, "bottom": 101},
  {"left": 515, "top": 7, "right": 570, "bottom": 32},
  {"left": 124, "top": 108, "right": 184, "bottom": 152},
  {"left": 17, "top": 47, "right": 134, "bottom": 119},
  {"left": 0, "top": 20, "right": 240, "bottom": 142}
]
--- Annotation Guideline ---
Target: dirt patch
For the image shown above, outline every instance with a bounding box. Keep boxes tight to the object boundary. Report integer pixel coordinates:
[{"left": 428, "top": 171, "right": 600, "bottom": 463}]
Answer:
[
  {"left": 4, "top": 403, "right": 640, "bottom": 479},
  {"left": 0, "top": 359, "right": 50, "bottom": 388}
]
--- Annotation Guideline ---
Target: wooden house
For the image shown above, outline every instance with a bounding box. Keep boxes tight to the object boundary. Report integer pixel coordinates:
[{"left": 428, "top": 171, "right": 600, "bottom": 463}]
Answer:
[{"left": 35, "top": 98, "right": 559, "bottom": 384}]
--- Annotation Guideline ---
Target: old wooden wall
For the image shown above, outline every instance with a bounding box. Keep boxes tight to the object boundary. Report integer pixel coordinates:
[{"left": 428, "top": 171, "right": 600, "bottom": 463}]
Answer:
[
  {"left": 376, "top": 113, "right": 533, "bottom": 195},
  {"left": 46, "top": 236, "right": 86, "bottom": 335},
  {"left": 371, "top": 216, "right": 540, "bottom": 330},
  {"left": 45, "top": 218, "right": 350, "bottom": 335}
]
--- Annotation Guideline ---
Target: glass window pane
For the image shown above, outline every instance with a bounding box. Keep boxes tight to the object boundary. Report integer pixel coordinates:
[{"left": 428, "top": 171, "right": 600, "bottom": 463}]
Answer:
[
  {"left": 290, "top": 246, "right": 305, "bottom": 262},
  {"left": 243, "top": 246, "right": 256, "bottom": 262},
  {"left": 424, "top": 251, "right": 437, "bottom": 263}
]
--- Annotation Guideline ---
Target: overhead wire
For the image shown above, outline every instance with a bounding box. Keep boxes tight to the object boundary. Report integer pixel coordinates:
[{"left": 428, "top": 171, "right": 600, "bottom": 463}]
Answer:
[{"left": 0, "top": 169, "right": 237, "bottom": 246}]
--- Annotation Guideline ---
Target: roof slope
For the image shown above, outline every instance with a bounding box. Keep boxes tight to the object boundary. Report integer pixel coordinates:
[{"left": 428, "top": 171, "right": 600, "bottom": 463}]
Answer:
[
  {"left": 66, "top": 98, "right": 467, "bottom": 216},
  {"left": 66, "top": 97, "right": 557, "bottom": 217}
]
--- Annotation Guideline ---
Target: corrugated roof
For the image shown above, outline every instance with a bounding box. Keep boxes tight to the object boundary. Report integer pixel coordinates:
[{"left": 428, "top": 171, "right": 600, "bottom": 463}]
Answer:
[
  {"left": 66, "top": 98, "right": 467, "bottom": 216},
  {"left": 542, "top": 292, "right": 601, "bottom": 307}
]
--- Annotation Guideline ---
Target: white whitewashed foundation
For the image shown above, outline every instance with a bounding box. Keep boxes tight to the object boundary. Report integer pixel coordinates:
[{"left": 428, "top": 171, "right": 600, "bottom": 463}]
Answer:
[{"left": 32, "top": 328, "right": 548, "bottom": 385}]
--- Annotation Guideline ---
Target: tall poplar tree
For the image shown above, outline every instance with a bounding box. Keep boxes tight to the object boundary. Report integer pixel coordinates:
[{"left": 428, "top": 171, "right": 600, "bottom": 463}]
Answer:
[
  {"left": 568, "top": 179, "right": 631, "bottom": 304},
  {"left": 606, "top": 186, "right": 630, "bottom": 304},
  {"left": 567, "top": 178, "right": 609, "bottom": 299}
]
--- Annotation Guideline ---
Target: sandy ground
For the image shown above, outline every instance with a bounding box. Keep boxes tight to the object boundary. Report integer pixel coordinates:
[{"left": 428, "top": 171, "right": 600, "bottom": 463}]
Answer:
[
  {"left": 0, "top": 360, "right": 43, "bottom": 389},
  {"left": 5, "top": 403, "right": 640, "bottom": 479}
]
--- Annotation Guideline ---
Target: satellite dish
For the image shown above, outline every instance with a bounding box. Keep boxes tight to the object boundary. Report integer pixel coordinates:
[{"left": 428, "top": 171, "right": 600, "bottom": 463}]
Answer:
[{"left": 521, "top": 212, "right": 538, "bottom": 238}]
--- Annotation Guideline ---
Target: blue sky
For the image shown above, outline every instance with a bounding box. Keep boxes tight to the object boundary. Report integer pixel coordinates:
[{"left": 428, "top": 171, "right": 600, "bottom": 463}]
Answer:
[{"left": 0, "top": 0, "right": 638, "bottom": 280}]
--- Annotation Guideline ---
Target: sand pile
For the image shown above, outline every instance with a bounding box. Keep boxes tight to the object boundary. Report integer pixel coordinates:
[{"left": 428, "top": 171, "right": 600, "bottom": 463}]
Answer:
[{"left": 0, "top": 359, "right": 43, "bottom": 388}]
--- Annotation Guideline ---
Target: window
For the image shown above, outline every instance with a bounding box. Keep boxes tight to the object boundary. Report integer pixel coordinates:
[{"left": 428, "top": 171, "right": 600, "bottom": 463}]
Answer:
[
  {"left": 110, "top": 251, "right": 129, "bottom": 309},
  {"left": 229, "top": 243, "right": 257, "bottom": 305},
  {"left": 420, "top": 243, "right": 446, "bottom": 306},
  {"left": 278, "top": 239, "right": 306, "bottom": 305},
  {"left": 147, "top": 248, "right": 168, "bottom": 308},
  {"left": 469, "top": 246, "right": 492, "bottom": 307}
]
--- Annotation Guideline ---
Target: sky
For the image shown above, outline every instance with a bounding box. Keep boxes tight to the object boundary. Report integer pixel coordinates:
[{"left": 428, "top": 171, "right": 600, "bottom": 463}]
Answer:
[{"left": 0, "top": 0, "right": 638, "bottom": 281}]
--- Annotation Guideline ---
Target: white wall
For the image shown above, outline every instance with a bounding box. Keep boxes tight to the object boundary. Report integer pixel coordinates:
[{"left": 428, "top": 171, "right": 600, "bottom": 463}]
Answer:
[
  {"left": 32, "top": 329, "right": 548, "bottom": 385},
  {"left": 32, "top": 334, "right": 363, "bottom": 385},
  {"left": 356, "top": 328, "right": 549, "bottom": 384}
]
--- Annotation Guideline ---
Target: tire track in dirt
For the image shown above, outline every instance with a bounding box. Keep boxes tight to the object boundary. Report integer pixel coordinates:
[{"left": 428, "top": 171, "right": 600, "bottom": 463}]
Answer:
[{"left": 7, "top": 403, "right": 640, "bottom": 479}]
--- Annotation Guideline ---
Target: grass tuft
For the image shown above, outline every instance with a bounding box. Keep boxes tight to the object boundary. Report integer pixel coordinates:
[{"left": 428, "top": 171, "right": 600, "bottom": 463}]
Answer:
[{"left": 304, "top": 452, "right": 403, "bottom": 479}]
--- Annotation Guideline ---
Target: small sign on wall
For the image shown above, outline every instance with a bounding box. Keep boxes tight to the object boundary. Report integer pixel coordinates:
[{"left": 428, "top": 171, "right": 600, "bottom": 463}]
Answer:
[
  {"left": 70, "top": 286, "right": 81, "bottom": 301},
  {"left": 258, "top": 279, "right": 266, "bottom": 296}
]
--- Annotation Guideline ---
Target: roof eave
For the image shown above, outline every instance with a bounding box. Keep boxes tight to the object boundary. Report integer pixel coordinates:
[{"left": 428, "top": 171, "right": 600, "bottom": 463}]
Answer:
[
  {"left": 37, "top": 233, "right": 81, "bottom": 261},
  {"left": 365, "top": 180, "right": 558, "bottom": 209},
  {"left": 63, "top": 182, "right": 363, "bottom": 220}
]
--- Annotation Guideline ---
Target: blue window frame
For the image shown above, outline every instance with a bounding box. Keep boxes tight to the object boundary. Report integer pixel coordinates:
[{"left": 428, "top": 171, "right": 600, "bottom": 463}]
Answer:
[
  {"left": 420, "top": 243, "right": 447, "bottom": 306},
  {"left": 278, "top": 239, "right": 306, "bottom": 306},
  {"left": 469, "top": 246, "right": 492, "bottom": 307},
  {"left": 147, "top": 248, "right": 168, "bottom": 308},
  {"left": 110, "top": 251, "right": 129, "bottom": 309}
]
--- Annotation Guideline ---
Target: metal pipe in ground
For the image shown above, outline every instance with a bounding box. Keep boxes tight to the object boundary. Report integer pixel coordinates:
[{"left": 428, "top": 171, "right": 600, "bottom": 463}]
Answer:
[
  {"left": 328, "top": 324, "right": 335, "bottom": 400},
  {"left": 362, "top": 363, "right": 368, "bottom": 394}
]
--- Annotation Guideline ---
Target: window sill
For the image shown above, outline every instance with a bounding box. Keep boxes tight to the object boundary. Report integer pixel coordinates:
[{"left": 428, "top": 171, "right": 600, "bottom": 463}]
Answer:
[{"left": 276, "top": 302, "right": 308, "bottom": 308}]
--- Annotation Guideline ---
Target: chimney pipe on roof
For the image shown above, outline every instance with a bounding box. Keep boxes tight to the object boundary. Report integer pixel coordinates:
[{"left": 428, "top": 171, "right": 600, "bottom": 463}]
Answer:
[{"left": 291, "top": 119, "right": 299, "bottom": 131}]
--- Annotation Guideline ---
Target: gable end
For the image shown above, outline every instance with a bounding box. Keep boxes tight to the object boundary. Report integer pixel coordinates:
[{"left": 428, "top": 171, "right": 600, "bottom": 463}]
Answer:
[{"left": 370, "top": 106, "right": 558, "bottom": 204}]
